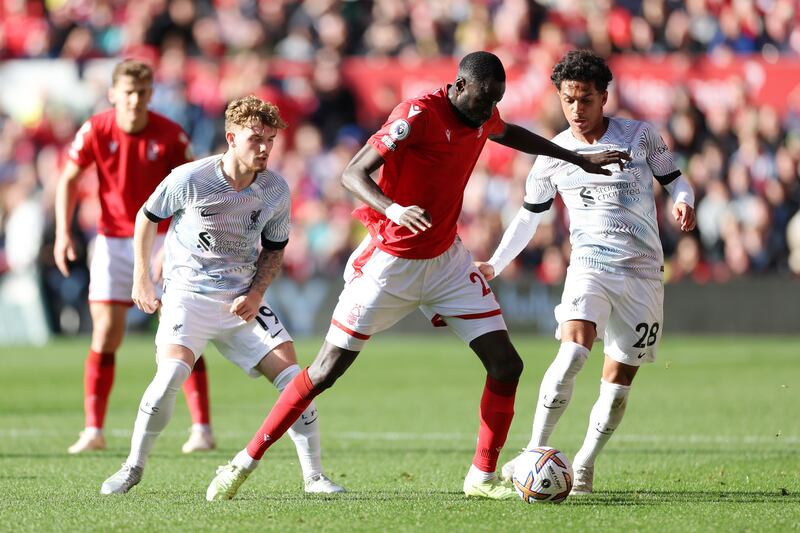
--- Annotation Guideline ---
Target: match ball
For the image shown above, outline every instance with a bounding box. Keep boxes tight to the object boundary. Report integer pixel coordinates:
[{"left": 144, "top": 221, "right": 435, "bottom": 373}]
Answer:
[{"left": 511, "top": 447, "right": 573, "bottom": 504}]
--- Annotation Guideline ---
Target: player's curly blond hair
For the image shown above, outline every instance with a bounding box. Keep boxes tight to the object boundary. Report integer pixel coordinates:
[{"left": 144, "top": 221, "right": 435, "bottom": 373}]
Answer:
[
  {"left": 111, "top": 59, "right": 153, "bottom": 86},
  {"left": 225, "top": 95, "right": 287, "bottom": 132}
]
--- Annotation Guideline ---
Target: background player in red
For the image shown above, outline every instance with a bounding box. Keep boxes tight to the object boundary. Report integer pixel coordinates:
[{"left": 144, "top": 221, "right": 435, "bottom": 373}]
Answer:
[
  {"left": 206, "top": 51, "right": 629, "bottom": 501},
  {"left": 54, "top": 59, "right": 215, "bottom": 455}
]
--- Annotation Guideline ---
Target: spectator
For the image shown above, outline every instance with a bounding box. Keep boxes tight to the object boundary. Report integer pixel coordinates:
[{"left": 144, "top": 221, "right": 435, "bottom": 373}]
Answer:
[{"left": 0, "top": 0, "right": 797, "bottom": 307}]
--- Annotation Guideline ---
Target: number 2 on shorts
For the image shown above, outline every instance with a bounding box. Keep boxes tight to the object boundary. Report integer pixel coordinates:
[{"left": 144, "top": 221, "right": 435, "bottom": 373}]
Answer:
[{"left": 469, "top": 272, "right": 491, "bottom": 296}]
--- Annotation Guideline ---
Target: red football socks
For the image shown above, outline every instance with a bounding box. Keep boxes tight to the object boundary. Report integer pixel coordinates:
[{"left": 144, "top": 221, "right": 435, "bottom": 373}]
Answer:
[
  {"left": 472, "top": 375, "right": 518, "bottom": 473},
  {"left": 246, "top": 368, "right": 319, "bottom": 460},
  {"left": 183, "top": 356, "right": 211, "bottom": 425},
  {"left": 84, "top": 350, "right": 115, "bottom": 428}
]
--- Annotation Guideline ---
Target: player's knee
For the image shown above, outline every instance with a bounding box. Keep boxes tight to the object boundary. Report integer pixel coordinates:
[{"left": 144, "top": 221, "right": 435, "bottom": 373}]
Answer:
[
  {"left": 91, "top": 320, "right": 124, "bottom": 352},
  {"left": 503, "top": 354, "right": 524, "bottom": 381},
  {"left": 488, "top": 349, "right": 524, "bottom": 382},
  {"left": 548, "top": 342, "right": 590, "bottom": 381}
]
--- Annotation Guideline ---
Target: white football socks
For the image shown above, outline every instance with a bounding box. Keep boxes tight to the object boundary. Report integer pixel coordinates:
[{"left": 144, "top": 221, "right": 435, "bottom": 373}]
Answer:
[
  {"left": 232, "top": 448, "right": 259, "bottom": 472},
  {"left": 466, "top": 464, "right": 495, "bottom": 484},
  {"left": 273, "top": 364, "right": 323, "bottom": 480},
  {"left": 526, "top": 342, "right": 590, "bottom": 449},
  {"left": 572, "top": 380, "right": 631, "bottom": 468},
  {"left": 127, "top": 358, "right": 192, "bottom": 468}
]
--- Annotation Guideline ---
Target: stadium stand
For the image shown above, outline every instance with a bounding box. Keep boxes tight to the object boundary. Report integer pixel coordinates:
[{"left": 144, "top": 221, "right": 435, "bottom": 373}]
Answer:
[{"left": 0, "top": 0, "right": 798, "bottom": 336}]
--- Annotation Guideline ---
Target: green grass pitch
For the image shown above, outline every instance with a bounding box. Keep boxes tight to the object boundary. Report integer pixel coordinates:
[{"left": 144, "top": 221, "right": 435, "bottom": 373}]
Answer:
[{"left": 0, "top": 333, "right": 798, "bottom": 532}]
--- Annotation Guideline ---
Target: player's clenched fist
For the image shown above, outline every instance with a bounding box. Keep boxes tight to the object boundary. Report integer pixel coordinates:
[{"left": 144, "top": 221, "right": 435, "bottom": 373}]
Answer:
[
  {"left": 385, "top": 203, "right": 432, "bottom": 235},
  {"left": 229, "top": 293, "right": 261, "bottom": 322},
  {"left": 474, "top": 261, "right": 496, "bottom": 281},
  {"left": 672, "top": 202, "right": 696, "bottom": 232},
  {"left": 132, "top": 279, "right": 160, "bottom": 314}
]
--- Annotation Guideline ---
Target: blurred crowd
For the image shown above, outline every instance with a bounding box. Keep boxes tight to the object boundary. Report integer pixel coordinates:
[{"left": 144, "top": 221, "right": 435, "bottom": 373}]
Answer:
[{"left": 1, "top": 0, "right": 799, "bottom": 333}]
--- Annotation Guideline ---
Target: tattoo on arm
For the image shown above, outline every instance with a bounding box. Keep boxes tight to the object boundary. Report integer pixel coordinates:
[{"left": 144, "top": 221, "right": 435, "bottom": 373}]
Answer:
[{"left": 250, "top": 248, "right": 284, "bottom": 297}]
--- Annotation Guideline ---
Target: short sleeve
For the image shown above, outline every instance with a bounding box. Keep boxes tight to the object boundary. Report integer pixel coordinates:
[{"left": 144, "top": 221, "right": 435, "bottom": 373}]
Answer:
[
  {"left": 143, "top": 171, "right": 187, "bottom": 221},
  {"left": 261, "top": 187, "right": 291, "bottom": 249},
  {"left": 644, "top": 123, "right": 681, "bottom": 185},
  {"left": 171, "top": 129, "right": 193, "bottom": 168},
  {"left": 67, "top": 120, "right": 95, "bottom": 168},
  {"left": 522, "top": 156, "right": 558, "bottom": 210},
  {"left": 367, "top": 99, "right": 428, "bottom": 161}
]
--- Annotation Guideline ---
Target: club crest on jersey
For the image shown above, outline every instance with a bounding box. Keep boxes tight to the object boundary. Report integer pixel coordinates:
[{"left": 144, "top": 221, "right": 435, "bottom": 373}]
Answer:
[
  {"left": 247, "top": 209, "right": 262, "bottom": 230},
  {"left": 147, "top": 140, "right": 162, "bottom": 161},
  {"left": 108, "top": 140, "right": 118, "bottom": 153},
  {"left": 389, "top": 119, "right": 410, "bottom": 141},
  {"left": 445, "top": 129, "right": 451, "bottom": 142},
  {"left": 346, "top": 304, "right": 363, "bottom": 326}
]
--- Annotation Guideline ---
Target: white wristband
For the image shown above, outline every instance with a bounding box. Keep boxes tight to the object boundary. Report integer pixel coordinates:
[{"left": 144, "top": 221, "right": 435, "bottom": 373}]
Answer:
[{"left": 385, "top": 203, "right": 409, "bottom": 224}]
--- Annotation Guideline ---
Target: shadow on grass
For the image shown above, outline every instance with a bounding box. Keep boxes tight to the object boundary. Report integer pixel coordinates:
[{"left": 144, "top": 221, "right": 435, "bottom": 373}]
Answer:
[
  {"left": 565, "top": 490, "right": 799, "bottom": 505},
  {"left": 197, "top": 488, "right": 798, "bottom": 505}
]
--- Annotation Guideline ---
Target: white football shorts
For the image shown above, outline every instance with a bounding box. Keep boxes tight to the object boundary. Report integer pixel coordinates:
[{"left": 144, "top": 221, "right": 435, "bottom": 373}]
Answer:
[
  {"left": 88, "top": 234, "right": 166, "bottom": 305},
  {"left": 554, "top": 267, "right": 664, "bottom": 366},
  {"left": 326, "top": 237, "right": 507, "bottom": 351},
  {"left": 156, "top": 288, "right": 293, "bottom": 378}
]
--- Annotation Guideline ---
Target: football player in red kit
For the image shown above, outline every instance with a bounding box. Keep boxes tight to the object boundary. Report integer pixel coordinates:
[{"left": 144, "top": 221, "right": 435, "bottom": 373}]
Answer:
[
  {"left": 54, "top": 59, "right": 215, "bottom": 454},
  {"left": 206, "top": 51, "right": 629, "bottom": 500}
]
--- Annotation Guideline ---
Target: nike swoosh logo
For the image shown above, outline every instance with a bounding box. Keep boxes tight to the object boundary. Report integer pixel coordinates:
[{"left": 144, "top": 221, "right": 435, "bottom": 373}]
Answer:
[
  {"left": 200, "top": 210, "right": 219, "bottom": 217},
  {"left": 269, "top": 328, "right": 284, "bottom": 339},
  {"left": 303, "top": 416, "right": 318, "bottom": 425}
]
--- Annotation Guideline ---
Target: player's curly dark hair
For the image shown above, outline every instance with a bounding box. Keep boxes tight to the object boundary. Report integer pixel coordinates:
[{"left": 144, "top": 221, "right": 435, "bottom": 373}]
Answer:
[
  {"left": 458, "top": 51, "right": 506, "bottom": 83},
  {"left": 551, "top": 50, "right": 613, "bottom": 92},
  {"left": 225, "top": 95, "right": 287, "bottom": 131}
]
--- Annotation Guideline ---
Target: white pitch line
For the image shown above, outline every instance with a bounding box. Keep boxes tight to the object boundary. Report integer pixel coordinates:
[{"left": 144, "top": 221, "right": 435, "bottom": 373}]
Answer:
[{"left": 0, "top": 429, "right": 797, "bottom": 444}]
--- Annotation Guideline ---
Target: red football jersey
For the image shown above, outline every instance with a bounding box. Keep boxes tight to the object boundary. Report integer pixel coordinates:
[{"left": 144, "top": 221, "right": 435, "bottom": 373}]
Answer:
[
  {"left": 355, "top": 85, "right": 506, "bottom": 259},
  {"left": 68, "top": 109, "right": 192, "bottom": 237}
]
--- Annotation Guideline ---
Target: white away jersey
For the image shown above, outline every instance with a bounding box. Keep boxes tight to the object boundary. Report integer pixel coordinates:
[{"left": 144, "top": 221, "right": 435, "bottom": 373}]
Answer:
[
  {"left": 144, "top": 155, "right": 291, "bottom": 298},
  {"left": 524, "top": 117, "right": 680, "bottom": 280}
]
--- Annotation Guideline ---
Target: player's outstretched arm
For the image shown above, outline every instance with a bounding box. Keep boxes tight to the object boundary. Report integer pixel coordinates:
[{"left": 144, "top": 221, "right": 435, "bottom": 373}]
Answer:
[
  {"left": 478, "top": 206, "right": 547, "bottom": 280},
  {"left": 132, "top": 208, "right": 160, "bottom": 314},
  {"left": 342, "top": 144, "right": 432, "bottom": 234},
  {"left": 230, "top": 248, "right": 284, "bottom": 322},
  {"left": 490, "top": 124, "right": 630, "bottom": 175},
  {"left": 53, "top": 160, "right": 84, "bottom": 277}
]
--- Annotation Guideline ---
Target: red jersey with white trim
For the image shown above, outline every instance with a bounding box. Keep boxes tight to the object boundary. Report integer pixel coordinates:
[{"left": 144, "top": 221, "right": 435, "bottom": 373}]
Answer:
[
  {"left": 68, "top": 109, "right": 192, "bottom": 237},
  {"left": 356, "top": 85, "right": 506, "bottom": 259}
]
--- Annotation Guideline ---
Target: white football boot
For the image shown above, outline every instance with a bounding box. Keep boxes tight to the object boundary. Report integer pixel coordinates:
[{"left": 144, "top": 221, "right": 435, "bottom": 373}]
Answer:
[
  {"left": 181, "top": 427, "right": 216, "bottom": 453},
  {"left": 570, "top": 464, "right": 594, "bottom": 495},
  {"left": 463, "top": 475, "right": 516, "bottom": 500},
  {"left": 499, "top": 451, "right": 524, "bottom": 482},
  {"left": 67, "top": 429, "right": 106, "bottom": 454},
  {"left": 100, "top": 464, "right": 143, "bottom": 495},
  {"left": 304, "top": 473, "right": 346, "bottom": 494},
  {"left": 206, "top": 462, "right": 252, "bottom": 501}
]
